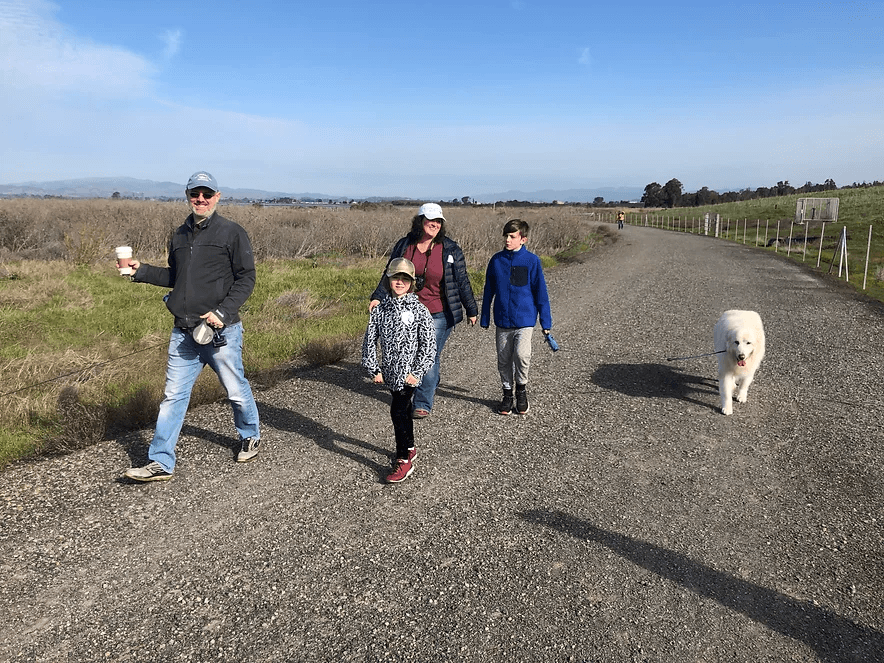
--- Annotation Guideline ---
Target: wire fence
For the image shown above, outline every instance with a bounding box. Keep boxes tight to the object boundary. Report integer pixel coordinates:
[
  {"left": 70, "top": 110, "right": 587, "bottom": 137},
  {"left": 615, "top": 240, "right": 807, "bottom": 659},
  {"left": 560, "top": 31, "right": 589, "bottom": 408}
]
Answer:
[{"left": 591, "top": 210, "right": 883, "bottom": 295}]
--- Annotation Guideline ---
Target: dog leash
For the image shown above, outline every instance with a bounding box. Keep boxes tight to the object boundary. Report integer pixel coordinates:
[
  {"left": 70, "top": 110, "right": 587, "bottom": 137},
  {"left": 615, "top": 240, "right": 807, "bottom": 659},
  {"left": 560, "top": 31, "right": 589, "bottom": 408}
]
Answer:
[{"left": 666, "top": 350, "right": 726, "bottom": 361}]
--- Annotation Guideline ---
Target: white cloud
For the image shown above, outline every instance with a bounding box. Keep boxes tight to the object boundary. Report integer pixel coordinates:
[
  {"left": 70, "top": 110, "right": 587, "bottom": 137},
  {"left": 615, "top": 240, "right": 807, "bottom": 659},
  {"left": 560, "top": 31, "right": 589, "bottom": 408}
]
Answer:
[
  {"left": 578, "top": 47, "right": 591, "bottom": 66},
  {"left": 160, "top": 28, "right": 182, "bottom": 61},
  {"left": 0, "top": 0, "right": 154, "bottom": 99}
]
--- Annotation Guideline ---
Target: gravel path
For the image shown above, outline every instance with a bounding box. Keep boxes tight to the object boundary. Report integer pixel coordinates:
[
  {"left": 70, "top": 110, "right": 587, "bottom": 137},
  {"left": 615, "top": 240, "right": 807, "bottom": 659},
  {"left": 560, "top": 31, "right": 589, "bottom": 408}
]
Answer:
[{"left": 2, "top": 225, "right": 882, "bottom": 663}]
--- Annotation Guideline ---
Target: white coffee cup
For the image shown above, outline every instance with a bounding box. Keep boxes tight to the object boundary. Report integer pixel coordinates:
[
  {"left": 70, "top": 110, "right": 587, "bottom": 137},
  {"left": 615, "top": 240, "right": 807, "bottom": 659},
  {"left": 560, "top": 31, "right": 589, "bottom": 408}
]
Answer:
[{"left": 115, "top": 246, "right": 133, "bottom": 275}]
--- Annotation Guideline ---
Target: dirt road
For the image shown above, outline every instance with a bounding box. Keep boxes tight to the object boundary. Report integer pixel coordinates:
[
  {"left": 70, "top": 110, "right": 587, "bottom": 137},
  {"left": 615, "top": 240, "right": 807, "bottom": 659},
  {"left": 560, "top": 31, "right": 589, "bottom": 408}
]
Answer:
[{"left": 2, "top": 225, "right": 882, "bottom": 662}]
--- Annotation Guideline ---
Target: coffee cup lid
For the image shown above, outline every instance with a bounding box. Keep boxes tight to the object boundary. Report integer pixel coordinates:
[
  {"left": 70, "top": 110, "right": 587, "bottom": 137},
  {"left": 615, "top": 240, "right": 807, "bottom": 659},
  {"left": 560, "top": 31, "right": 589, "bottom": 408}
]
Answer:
[{"left": 193, "top": 320, "right": 214, "bottom": 344}]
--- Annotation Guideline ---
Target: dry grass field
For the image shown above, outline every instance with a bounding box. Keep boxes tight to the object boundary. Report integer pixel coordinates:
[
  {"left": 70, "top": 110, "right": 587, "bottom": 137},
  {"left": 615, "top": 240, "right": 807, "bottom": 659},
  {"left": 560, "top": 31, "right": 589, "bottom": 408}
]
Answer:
[{"left": 0, "top": 199, "right": 605, "bottom": 464}]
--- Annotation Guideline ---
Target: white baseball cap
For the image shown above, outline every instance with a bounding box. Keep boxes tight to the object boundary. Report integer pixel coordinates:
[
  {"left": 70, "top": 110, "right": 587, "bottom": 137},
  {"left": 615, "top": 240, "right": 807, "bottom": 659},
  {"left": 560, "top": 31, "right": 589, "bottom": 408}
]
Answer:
[{"left": 418, "top": 203, "right": 445, "bottom": 221}]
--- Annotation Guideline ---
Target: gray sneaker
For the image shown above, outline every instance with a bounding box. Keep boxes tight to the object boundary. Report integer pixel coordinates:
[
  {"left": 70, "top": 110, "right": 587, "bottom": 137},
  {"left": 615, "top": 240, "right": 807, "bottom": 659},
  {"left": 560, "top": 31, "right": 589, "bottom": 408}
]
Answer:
[
  {"left": 237, "top": 437, "right": 261, "bottom": 463},
  {"left": 124, "top": 461, "right": 173, "bottom": 482}
]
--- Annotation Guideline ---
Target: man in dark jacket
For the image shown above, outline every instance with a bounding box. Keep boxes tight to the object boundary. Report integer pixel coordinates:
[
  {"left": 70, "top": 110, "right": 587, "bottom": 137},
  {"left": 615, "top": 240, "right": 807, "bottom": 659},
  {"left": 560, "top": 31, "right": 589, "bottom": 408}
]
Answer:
[{"left": 122, "top": 171, "right": 261, "bottom": 482}]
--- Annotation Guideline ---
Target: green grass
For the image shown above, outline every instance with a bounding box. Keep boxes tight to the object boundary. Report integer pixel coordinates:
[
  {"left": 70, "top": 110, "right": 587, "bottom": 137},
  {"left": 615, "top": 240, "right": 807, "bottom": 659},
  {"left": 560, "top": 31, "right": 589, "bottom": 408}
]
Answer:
[
  {"left": 627, "top": 186, "right": 884, "bottom": 302},
  {"left": 0, "top": 256, "right": 492, "bottom": 466}
]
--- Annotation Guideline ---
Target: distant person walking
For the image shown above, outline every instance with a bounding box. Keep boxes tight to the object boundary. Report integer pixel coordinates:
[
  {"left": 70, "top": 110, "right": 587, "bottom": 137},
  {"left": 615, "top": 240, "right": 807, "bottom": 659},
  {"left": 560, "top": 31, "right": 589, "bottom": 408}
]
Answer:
[
  {"left": 480, "top": 219, "right": 553, "bottom": 415},
  {"left": 362, "top": 258, "right": 436, "bottom": 483},
  {"left": 369, "top": 203, "right": 478, "bottom": 419},
  {"left": 121, "top": 171, "right": 261, "bottom": 482},
  {"left": 617, "top": 211, "right": 625, "bottom": 230}
]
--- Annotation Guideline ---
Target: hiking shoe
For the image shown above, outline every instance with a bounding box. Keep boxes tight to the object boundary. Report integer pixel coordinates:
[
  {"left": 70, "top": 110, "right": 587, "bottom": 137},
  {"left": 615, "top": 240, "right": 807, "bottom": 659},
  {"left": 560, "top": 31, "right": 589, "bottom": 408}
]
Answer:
[
  {"left": 237, "top": 437, "right": 261, "bottom": 463},
  {"left": 498, "top": 389, "right": 514, "bottom": 415},
  {"left": 515, "top": 385, "right": 529, "bottom": 414},
  {"left": 392, "top": 447, "right": 417, "bottom": 465},
  {"left": 412, "top": 408, "right": 430, "bottom": 419},
  {"left": 386, "top": 458, "right": 414, "bottom": 483},
  {"left": 124, "top": 461, "right": 172, "bottom": 482}
]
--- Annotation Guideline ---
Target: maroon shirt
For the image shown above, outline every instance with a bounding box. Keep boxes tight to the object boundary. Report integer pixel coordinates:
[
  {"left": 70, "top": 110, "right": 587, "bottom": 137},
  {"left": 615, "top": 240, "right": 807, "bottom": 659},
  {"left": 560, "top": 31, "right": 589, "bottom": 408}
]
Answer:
[{"left": 407, "top": 243, "right": 444, "bottom": 314}]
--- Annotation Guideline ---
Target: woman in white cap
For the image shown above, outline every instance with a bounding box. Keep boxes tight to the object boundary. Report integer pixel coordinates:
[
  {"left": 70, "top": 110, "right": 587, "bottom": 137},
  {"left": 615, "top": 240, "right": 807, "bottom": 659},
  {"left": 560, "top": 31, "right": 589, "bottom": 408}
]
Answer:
[{"left": 369, "top": 203, "right": 478, "bottom": 419}]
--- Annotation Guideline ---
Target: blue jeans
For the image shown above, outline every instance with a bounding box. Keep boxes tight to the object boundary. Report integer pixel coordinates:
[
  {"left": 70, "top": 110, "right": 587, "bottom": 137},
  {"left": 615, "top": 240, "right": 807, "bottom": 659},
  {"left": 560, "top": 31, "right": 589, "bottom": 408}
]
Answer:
[
  {"left": 148, "top": 322, "right": 260, "bottom": 472},
  {"left": 413, "top": 312, "right": 454, "bottom": 413}
]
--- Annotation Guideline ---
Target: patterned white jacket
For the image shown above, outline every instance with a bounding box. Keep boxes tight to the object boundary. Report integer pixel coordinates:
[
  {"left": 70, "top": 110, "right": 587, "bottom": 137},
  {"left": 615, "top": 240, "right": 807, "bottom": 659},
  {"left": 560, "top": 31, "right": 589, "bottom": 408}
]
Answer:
[{"left": 362, "top": 293, "right": 436, "bottom": 391}]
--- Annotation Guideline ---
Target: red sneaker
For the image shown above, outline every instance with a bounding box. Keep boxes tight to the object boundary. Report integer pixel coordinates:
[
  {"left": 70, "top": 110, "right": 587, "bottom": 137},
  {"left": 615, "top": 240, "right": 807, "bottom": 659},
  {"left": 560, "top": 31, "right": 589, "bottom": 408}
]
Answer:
[
  {"left": 386, "top": 458, "right": 414, "bottom": 483},
  {"left": 391, "top": 447, "right": 417, "bottom": 465}
]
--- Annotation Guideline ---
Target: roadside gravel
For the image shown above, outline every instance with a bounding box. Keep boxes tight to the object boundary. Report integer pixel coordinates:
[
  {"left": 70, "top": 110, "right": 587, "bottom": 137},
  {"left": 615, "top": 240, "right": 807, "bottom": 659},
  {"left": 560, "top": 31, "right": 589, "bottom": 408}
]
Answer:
[{"left": 1, "top": 225, "right": 882, "bottom": 662}]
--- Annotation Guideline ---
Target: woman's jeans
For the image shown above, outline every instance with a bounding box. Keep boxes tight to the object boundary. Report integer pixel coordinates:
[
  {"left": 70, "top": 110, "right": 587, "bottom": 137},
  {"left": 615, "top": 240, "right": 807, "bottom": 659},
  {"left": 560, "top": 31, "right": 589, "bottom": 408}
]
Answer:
[
  {"left": 413, "top": 312, "right": 454, "bottom": 413},
  {"left": 148, "top": 322, "right": 260, "bottom": 472}
]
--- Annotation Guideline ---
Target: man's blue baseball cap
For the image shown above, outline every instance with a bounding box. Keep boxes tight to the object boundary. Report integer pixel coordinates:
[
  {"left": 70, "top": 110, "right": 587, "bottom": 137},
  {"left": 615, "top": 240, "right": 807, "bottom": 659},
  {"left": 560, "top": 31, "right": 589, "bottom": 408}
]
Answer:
[{"left": 186, "top": 171, "right": 219, "bottom": 192}]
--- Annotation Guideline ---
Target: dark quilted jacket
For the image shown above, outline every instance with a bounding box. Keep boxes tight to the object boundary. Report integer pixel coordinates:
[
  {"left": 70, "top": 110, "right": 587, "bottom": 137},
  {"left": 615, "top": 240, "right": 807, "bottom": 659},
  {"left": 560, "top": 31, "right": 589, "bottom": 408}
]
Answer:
[{"left": 370, "top": 236, "right": 478, "bottom": 324}]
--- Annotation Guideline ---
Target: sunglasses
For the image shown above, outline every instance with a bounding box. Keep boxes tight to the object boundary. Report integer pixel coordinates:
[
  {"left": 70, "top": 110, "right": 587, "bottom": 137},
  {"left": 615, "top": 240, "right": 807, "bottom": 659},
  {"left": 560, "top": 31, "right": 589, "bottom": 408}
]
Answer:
[{"left": 188, "top": 189, "right": 217, "bottom": 199}]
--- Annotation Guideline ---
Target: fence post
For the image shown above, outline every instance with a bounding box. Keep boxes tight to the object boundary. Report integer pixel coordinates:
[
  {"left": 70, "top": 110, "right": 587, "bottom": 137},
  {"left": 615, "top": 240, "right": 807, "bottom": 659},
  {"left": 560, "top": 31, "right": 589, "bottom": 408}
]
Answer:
[
  {"left": 838, "top": 226, "right": 848, "bottom": 280},
  {"left": 787, "top": 221, "right": 794, "bottom": 256},
  {"left": 802, "top": 222, "right": 809, "bottom": 261},
  {"left": 863, "top": 224, "right": 873, "bottom": 290},
  {"left": 775, "top": 220, "right": 780, "bottom": 252},
  {"left": 817, "top": 222, "right": 826, "bottom": 268}
]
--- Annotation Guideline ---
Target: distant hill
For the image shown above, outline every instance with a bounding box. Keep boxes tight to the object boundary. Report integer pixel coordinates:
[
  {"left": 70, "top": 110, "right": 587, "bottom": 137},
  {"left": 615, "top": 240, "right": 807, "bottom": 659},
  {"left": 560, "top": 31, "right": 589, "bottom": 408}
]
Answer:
[
  {"left": 0, "top": 177, "right": 643, "bottom": 204},
  {"left": 0, "top": 177, "right": 337, "bottom": 201},
  {"left": 472, "top": 187, "right": 643, "bottom": 204}
]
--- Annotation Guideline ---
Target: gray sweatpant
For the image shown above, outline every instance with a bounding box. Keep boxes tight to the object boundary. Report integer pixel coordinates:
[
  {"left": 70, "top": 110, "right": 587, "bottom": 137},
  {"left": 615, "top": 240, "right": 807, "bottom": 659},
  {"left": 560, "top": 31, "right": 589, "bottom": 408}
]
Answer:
[{"left": 495, "top": 326, "right": 533, "bottom": 390}]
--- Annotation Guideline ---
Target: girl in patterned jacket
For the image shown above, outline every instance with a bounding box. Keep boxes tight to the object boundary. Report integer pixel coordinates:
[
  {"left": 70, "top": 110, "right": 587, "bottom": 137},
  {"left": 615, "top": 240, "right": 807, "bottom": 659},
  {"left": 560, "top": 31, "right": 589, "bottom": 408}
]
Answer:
[{"left": 362, "top": 258, "right": 436, "bottom": 483}]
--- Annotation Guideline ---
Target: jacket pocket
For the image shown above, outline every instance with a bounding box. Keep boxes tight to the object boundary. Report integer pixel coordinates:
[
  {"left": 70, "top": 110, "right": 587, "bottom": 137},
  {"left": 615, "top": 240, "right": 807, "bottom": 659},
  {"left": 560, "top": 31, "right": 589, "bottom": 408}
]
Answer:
[{"left": 510, "top": 265, "right": 529, "bottom": 287}]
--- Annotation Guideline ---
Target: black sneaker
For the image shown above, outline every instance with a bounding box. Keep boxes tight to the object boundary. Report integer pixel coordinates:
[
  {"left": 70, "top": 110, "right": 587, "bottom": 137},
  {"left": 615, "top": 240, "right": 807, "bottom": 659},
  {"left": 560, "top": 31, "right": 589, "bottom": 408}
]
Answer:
[
  {"left": 237, "top": 437, "right": 261, "bottom": 463},
  {"left": 498, "top": 389, "right": 514, "bottom": 415},
  {"left": 515, "top": 385, "right": 529, "bottom": 414},
  {"left": 124, "top": 461, "right": 173, "bottom": 482}
]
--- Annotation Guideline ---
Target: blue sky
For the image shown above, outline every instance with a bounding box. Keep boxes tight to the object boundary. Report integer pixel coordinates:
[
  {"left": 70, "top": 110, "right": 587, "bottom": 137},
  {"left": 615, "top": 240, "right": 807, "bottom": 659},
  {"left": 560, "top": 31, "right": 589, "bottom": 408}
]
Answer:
[{"left": 1, "top": 0, "right": 881, "bottom": 198}]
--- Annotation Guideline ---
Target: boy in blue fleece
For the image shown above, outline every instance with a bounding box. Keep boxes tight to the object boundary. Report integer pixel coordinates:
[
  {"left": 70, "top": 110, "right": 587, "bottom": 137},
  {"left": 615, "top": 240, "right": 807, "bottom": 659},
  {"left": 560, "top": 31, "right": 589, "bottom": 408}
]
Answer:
[{"left": 480, "top": 219, "right": 553, "bottom": 415}]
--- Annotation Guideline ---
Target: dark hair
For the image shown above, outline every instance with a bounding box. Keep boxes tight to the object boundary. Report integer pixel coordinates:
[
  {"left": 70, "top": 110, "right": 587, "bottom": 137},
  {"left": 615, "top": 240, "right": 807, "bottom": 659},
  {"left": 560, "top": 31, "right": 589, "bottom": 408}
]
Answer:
[
  {"left": 503, "top": 218, "right": 529, "bottom": 237},
  {"left": 407, "top": 214, "right": 447, "bottom": 244}
]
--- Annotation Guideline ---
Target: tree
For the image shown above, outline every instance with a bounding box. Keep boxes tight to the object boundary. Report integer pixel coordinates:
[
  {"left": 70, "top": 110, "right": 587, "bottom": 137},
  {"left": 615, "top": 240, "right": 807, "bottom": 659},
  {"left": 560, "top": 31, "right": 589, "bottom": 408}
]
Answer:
[
  {"left": 775, "top": 181, "right": 795, "bottom": 197},
  {"left": 593, "top": 196, "right": 604, "bottom": 206},
  {"left": 111, "top": 191, "right": 121, "bottom": 199},
  {"left": 461, "top": 196, "right": 471, "bottom": 205},
  {"left": 695, "top": 186, "right": 719, "bottom": 206},
  {"left": 641, "top": 182, "right": 664, "bottom": 208},
  {"left": 662, "top": 178, "right": 683, "bottom": 208}
]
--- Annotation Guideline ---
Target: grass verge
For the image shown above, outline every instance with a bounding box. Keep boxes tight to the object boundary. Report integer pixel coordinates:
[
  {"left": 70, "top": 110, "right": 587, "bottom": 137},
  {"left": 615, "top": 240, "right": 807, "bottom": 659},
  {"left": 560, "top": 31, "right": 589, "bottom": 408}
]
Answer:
[{"left": 0, "top": 250, "right": 519, "bottom": 467}]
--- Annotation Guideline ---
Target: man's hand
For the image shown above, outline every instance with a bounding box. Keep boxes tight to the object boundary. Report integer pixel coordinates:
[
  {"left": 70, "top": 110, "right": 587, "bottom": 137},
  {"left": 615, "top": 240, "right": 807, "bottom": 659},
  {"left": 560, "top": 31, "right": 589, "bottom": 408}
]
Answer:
[
  {"left": 200, "top": 311, "right": 224, "bottom": 329},
  {"left": 468, "top": 316, "right": 477, "bottom": 326}
]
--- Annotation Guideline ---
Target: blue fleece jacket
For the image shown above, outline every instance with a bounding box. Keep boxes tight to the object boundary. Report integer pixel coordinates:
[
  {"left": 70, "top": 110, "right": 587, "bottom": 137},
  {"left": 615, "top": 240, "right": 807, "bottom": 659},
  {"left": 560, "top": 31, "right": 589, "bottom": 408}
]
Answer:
[{"left": 480, "top": 246, "right": 552, "bottom": 330}]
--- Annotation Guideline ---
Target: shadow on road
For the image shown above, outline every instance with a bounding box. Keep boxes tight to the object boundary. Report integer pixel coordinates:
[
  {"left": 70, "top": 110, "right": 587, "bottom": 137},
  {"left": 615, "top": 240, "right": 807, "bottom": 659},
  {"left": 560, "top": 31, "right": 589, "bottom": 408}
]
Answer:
[
  {"left": 519, "top": 509, "right": 884, "bottom": 663},
  {"left": 258, "top": 402, "right": 390, "bottom": 481},
  {"left": 435, "top": 383, "right": 499, "bottom": 413},
  {"left": 592, "top": 362, "right": 718, "bottom": 411},
  {"left": 287, "top": 360, "right": 388, "bottom": 405}
]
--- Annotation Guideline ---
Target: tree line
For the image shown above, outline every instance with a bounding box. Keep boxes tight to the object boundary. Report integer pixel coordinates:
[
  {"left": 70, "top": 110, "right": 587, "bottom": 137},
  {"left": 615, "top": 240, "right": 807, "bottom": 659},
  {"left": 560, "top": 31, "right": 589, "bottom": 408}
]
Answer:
[{"left": 640, "top": 178, "right": 883, "bottom": 208}]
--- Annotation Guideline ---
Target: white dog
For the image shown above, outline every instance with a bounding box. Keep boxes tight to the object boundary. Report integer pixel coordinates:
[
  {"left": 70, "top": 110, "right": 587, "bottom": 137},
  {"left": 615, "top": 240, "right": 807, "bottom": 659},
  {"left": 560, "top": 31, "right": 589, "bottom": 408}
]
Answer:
[{"left": 714, "top": 310, "right": 766, "bottom": 415}]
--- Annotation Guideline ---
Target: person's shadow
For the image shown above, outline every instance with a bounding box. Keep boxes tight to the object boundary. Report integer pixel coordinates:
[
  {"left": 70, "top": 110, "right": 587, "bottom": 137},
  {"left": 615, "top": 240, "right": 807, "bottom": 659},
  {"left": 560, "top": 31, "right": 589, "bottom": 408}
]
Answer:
[
  {"left": 115, "top": 424, "right": 245, "bottom": 483},
  {"left": 258, "top": 402, "right": 391, "bottom": 481},
  {"left": 435, "top": 384, "right": 499, "bottom": 413},
  {"left": 519, "top": 509, "right": 884, "bottom": 662},
  {"left": 592, "top": 362, "right": 718, "bottom": 411},
  {"left": 288, "top": 360, "right": 388, "bottom": 405}
]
